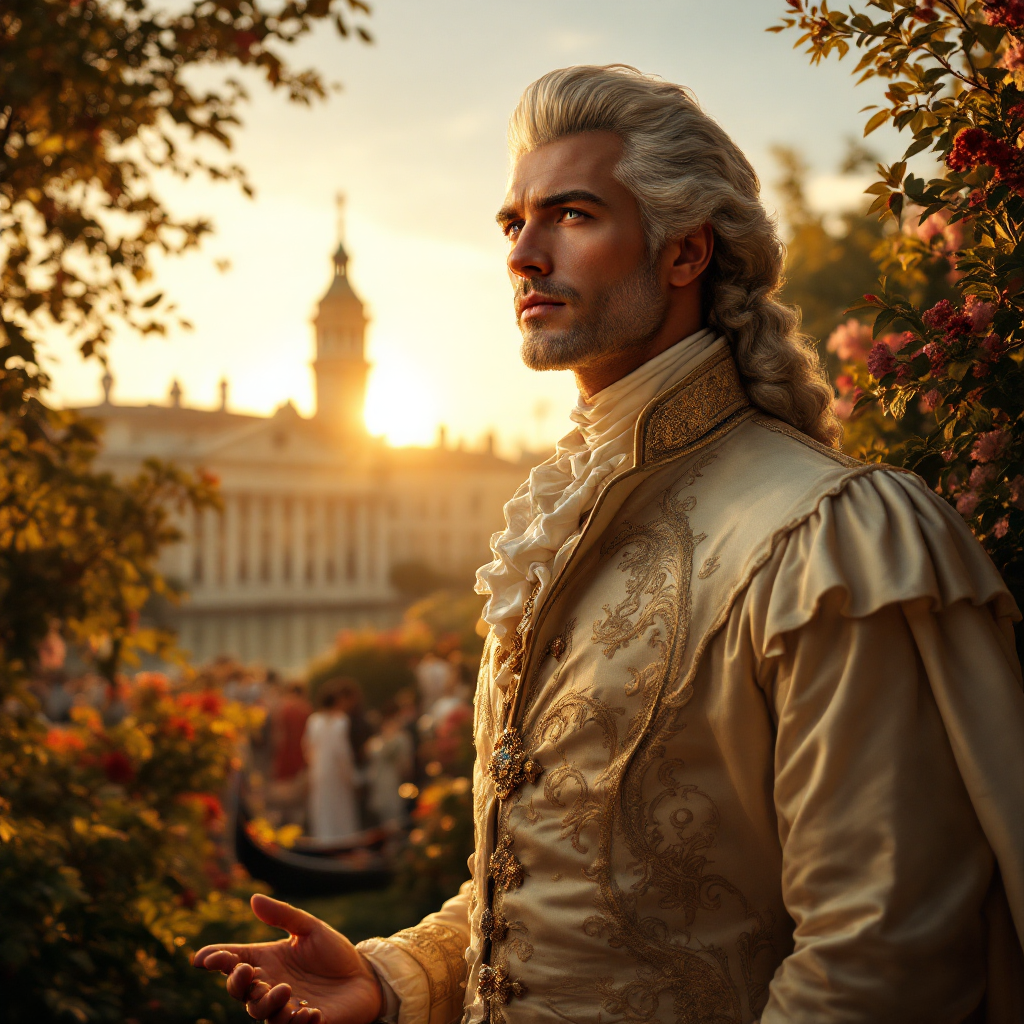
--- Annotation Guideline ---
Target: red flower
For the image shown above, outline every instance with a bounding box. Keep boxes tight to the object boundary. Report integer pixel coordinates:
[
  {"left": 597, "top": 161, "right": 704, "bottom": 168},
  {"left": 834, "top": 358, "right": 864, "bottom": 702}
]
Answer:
[
  {"left": 867, "top": 340, "right": 896, "bottom": 378},
  {"left": 178, "top": 691, "right": 224, "bottom": 716},
  {"left": 101, "top": 751, "right": 134, "bottom": 785},
  {"left": 180, "top": 792, "right": 224, "bottom": 825},
  {"left": 985, "top": 0, "right": 1024, "bottom": 29},
  {"left": 134, "top": 671, "right": 170, "bottom": 695},
  {"left": 993, "top": 515, "right": 1011, "bottom": 539},
  {"left": 166, "top": 715, "right": 196, "bottom": 741},
  {"left": 948, "top": 127, "right": 1024, "bottom": 192},
  {"left": 923, "top": 342, "right": 948, "bottom": 375},
  {"left": 45, "top": 728, "right": 86, "bottom": 754},
  {"left": 920, "top": 389, "right": 942, "bottom": 412},
  {"left": 922, "top": 299, "right": 955, "bottom": 329}
]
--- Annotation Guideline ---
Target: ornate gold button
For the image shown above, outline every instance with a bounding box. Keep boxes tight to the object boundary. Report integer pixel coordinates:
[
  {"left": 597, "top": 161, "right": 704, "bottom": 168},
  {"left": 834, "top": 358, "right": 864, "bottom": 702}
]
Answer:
[
  {"left": 486, "top": 727, "right": 542, "bottom": 801},
  {"left": 478, "top": 964, "right": 526, "bottom": 1005},
  {"left": 489, "top": 833, "right": 524, "bottom": 891},
  {"left": 547, "top": 635, "right": 566, "bottom": 659},
  {"left": 480, "top": 908, "right": 508, "bottom": 942}
]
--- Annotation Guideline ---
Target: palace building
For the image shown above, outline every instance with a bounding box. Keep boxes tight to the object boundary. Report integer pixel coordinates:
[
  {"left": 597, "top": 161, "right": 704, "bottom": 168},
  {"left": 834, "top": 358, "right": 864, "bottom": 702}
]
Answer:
[{"left": 79, "top": 242, "right": 528, "bottom": 670}]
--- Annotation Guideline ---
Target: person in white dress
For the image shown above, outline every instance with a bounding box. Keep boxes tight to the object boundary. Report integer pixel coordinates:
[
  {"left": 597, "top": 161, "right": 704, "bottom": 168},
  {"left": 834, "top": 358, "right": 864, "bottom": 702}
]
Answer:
[{"left": 302, "top": 678, "right": 359, "bottom": 841}]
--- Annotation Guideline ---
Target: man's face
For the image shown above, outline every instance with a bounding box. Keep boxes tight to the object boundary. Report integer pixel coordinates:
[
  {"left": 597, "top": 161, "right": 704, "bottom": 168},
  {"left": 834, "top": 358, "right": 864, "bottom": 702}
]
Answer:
[{"left": 497, "top": 131, "right": 667, "bottom": 372}]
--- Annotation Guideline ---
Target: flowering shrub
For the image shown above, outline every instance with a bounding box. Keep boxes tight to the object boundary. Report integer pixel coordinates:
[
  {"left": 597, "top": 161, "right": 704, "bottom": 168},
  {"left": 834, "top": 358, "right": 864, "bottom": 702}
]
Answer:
[
  {"left": 776, "top": 1, "right": 1024, "bottom": 637},
  {"left": 394, "top": 774, "right": 475, "bottom": 916},
  {"left": 1, "top": 674, "right": 268, "bottom": 1023}
]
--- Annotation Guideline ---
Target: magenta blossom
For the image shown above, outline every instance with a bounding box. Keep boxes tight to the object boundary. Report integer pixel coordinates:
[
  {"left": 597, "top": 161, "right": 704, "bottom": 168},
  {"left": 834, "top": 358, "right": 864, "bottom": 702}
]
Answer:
[
  {"left": 867, "top": 340, "right": 896, "bottom": 379},
  {"left": 920, "top": 389, "right": 942, "bottom": 412},
  {"left": 993, "top": 516, "right": 1011, "bottom": 539}
]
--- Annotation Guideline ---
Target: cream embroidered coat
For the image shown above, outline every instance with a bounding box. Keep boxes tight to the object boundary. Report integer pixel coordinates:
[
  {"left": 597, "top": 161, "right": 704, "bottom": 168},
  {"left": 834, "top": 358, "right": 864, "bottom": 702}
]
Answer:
[{"left": 360, "top": 350, "right": 1024, "bottom": 1024}]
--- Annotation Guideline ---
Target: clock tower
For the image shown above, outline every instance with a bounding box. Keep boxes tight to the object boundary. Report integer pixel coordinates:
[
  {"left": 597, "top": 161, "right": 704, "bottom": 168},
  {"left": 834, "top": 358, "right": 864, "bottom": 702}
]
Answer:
[{"left": 313, "top": 240, "right": 369, "bottom": 438}]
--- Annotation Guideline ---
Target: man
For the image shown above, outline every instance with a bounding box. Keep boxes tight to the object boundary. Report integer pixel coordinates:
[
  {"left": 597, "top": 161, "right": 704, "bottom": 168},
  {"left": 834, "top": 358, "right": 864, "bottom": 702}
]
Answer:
[{"left": 196, "top": 65, "right": 1024, "bottom": 1023}]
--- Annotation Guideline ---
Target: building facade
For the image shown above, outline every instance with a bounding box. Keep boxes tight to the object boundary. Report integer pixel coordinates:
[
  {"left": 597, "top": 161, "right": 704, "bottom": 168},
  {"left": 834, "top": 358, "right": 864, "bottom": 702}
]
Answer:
[{"left": 79, "top": 244, "right": 528, "bottom": 671}]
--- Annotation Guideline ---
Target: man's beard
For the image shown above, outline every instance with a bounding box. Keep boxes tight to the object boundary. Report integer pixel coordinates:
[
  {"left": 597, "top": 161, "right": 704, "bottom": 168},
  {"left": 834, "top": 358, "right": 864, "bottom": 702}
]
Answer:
[{"left": 518, "top": 258, "right": 668, "bottom": 372}]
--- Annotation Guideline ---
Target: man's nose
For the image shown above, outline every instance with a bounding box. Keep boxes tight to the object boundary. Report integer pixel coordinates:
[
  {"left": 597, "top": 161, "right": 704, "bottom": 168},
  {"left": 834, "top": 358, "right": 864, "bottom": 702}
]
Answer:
[{"left": 507, "top": 223, "right": 552, "bottom": 280}]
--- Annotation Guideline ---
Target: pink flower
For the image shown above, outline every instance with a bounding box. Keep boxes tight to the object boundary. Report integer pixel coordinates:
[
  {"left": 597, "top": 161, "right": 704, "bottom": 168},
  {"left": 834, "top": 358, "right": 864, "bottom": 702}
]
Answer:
[
  {"left": 920, "top": 389, "right": 942, "bottom": 412},
  {"left": 971, "top": 429, "right": 1010, "bottom": 463},
  {"left": 993, "top": 515, "right": 1011, "bottom": 539},
  {"left": 965, "top": 295, "right": 995, "bottom": 333},
  {"left": 956, "top": 491, "right": 980, "bottom": 516},
  {"left": 981, "top": 332, "right": 1007, "bottom": 360},
  {"left": 969, "top": 464, "right": 997, "bottom": 489},
  {"left": 1002, "top": 38, "right": 1024, "bottom": 69},
  {"left": 835, "top": 373, "right": 856, "bottom": 395},
  {"left": 912, "top": 210, "right": 964, "bottom": 253},
  {"left": 834, "top": 397, "right": 855, "bottom": 420},
  {"left": 826, "top": 319, "right": 874, "bottom": 362},
  {"left": 867, "top": 340, "right": 896, "bottom": 379},
  {"left": 1009, "top": 475, "right": 1024, "bottom": 508}
]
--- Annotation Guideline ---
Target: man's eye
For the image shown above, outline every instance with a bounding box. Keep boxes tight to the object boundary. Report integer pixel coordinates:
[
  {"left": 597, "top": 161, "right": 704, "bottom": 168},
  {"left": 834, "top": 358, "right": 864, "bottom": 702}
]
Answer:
[
  {"left": 505, "top": 222, "right": 522, "bottom": 238},
  {"left": 562, "top": 209, "right": 584, "bottom": 221}
]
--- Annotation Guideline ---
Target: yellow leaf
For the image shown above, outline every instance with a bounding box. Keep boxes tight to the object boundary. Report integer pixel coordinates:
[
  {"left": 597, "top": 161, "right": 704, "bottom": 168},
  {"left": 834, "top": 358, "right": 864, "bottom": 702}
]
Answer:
[{"left": 864, "top": 109, "right": 891, "bottom": 136}]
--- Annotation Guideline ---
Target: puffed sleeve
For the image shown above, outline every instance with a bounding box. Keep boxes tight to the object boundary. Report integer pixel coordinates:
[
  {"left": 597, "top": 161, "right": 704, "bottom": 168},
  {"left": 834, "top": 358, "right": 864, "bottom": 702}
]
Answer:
[
  {"left": 743, "top": 469, "right": 1024, "bottom": 1021},
  {"left": 357, "top": 881, "right": 472, "bottom": 1024}
]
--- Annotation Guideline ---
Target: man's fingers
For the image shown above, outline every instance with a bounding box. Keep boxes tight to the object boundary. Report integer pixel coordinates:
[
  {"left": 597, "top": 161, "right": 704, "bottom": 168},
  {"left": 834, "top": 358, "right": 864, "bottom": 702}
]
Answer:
[
  {"left": 250, "top": 893, "right": 320, "bottom": 937},
  {"left": 289, "top": 1007, "right": 322, "bottom": 1024},
  {"left": 226, "top": 962, "right": 259, "bottom": 1002},
  {"left": 248, "top": 981, "right": 292, "bottom": 1022},
  {"left": 194, "top": 943, "right": 262, "bottom": 969},
  {"left": 199, "top": 950, "right": 240, "bottom": 975}
]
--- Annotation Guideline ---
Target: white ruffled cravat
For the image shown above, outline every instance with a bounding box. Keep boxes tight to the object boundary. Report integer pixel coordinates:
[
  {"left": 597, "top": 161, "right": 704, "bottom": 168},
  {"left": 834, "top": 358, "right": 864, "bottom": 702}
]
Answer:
[{"left": 475, "top": 328, "right": 724, "bottom": 690}]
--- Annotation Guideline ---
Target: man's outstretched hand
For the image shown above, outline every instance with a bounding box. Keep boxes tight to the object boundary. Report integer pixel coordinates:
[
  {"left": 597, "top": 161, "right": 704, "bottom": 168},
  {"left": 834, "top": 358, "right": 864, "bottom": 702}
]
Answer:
[{"left": 193, "top": 893, "right": 384, "bottom": 1024}]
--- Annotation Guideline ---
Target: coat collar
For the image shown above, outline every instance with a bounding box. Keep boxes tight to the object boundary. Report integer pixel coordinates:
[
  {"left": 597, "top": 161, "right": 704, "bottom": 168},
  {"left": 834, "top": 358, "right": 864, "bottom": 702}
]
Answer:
[{"left": 633, "top": 345, "right": 750, "bottom": 466}]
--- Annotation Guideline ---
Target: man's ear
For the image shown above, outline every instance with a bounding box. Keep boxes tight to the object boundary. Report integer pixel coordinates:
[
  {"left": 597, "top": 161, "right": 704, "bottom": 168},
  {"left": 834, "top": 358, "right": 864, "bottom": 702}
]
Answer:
[{"left": 666, "top": 223, "right": 714, "bottom": 288}]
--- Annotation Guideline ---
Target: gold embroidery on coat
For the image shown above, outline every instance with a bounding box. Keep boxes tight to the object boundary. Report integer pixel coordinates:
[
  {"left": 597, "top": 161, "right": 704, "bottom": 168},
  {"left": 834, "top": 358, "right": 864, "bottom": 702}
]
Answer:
[
  {"left": 637, "top": 349, "right": 749, "bottom": 465},
  {"left": 683, "top": 450, "right": 718, "bottom": 487},
  {"left": 577, "top": 486, "right": 747, "bottom": 1023},
  {"left": 375, "top": 922, "right": 467, "bottom": 1024},
  {"left": 697, "top": 555, "right": 720, "bottom": 579},
  {"left": 539, "top": 693, "right": 625, "bottom": 853}
]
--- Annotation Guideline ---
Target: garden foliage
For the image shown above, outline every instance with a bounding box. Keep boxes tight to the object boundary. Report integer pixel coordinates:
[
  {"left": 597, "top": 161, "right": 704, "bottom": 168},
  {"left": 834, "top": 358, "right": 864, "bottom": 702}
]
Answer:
[
  {"left": 774, "top": 0, "right": 1024, "bottom": 641},
  {"left": 0, "top": 2, "right": 373, "bottom": 1018}
]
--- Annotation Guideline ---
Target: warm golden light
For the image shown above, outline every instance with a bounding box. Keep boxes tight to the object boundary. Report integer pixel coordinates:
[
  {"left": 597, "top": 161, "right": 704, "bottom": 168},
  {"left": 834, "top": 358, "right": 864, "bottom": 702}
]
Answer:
[{"left": 363, "top": 355, "right": 441, "bottom": 447}]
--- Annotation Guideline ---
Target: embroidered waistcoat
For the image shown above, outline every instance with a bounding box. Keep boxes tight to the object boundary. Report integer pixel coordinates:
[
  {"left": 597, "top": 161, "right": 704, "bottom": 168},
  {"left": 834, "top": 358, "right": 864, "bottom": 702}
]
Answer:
[{"left": 371, "top": 349, "right": 896, "bottom": 1024}]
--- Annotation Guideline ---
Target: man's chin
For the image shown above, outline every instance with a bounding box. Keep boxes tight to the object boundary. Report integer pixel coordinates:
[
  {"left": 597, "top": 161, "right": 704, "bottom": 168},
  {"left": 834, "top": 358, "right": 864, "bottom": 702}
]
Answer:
[{"left": 519, "top": 329, "right": 589, "bottom": 372}]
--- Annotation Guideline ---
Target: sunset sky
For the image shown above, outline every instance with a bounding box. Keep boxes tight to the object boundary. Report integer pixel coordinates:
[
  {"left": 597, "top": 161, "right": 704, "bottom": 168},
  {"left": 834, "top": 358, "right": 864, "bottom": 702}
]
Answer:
[{"left": 43, "top": 0, "right": 898, "bottom": 454}]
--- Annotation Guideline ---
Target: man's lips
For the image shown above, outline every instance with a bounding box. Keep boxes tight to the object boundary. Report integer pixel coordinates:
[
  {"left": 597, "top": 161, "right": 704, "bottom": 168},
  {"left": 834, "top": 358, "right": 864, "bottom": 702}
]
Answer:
[{"left": 517, "top": 295, "right": 566, "bottom": 319}]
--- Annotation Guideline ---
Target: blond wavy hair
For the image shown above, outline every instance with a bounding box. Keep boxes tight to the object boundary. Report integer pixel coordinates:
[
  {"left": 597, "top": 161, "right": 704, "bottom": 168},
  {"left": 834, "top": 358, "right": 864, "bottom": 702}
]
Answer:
[{"left": 508, "top": 65, "right": 841, "bottom": 448}]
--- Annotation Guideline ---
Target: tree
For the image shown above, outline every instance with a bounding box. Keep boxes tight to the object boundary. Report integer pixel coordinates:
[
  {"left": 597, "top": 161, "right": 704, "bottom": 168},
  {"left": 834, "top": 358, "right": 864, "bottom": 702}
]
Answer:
[
  {"left": 1, "top": 0, "right": 371, "bottom": 364},
  {"left": 0, "top": 3, "right": 374, "bottom": 1018},
  {"left": 774, "top": 0, "right": 1024, "bottom": 646}
]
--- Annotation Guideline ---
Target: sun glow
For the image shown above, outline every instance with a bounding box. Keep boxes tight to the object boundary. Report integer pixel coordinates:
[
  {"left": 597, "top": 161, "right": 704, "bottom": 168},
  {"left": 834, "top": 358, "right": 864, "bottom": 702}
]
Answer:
[{"left": 363, "top": 357, "right": 441, "bottom": 447}]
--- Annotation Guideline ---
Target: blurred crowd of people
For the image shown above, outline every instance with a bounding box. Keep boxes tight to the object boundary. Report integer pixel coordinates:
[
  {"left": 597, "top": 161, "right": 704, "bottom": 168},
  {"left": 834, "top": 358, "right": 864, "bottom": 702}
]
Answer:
[
  {"left": 243, "top": 650, "right": 474, "bottom": 842},
  {"left": 30, "top": 620, "right": 476, "bottom": 844}
]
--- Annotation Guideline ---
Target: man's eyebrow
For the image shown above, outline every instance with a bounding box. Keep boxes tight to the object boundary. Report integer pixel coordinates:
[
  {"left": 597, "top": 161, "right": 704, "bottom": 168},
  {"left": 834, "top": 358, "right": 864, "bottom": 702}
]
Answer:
[{"left": 495, "top": 189, "right": 609, "bottom": 226}]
